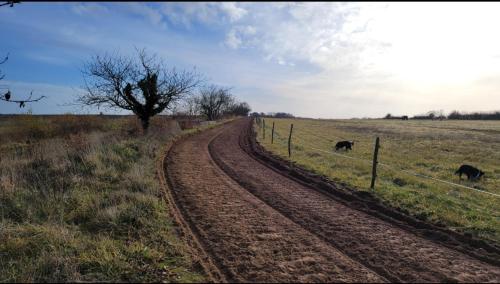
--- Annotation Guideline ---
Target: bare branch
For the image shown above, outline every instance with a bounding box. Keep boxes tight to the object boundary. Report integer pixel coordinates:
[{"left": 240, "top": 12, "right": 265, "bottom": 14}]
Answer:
[
  {"left": 1, "top": 90, "right": 46, "bottom": 108},
  {"left": 0, "top": 53, "right": 8, "bottom": 65},
  {"left": 0, "top": 53, "right": 47, "bottom": 108},
  {"left": 0, "top": 1, "right": 20, "bottom": 8},
  {"left": 78, "top": 48, "right": 203, "bottom": 131},
  {"left": 0, "top": 53, "right": 7, "bottom": 81}
]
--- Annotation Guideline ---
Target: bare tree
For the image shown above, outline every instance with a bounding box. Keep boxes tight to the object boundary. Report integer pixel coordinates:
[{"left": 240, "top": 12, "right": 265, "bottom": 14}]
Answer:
[
  {"left": 225, "top": 101, "right": 251, "bottom": 117},
  {"left": 182, "top": 95, "right": 199, "bottom": 116},
  {"left": 195, "top": 85, "right": 234, "bottom": 121},
  {"left": 0, "top": 1, "right": 20, "bottom": 8},
  {"left": 0, "top": 54, "right": 46, "bottom": 107},
  {"left": 79, "top": 49, "right": 202, "bottom": 131}
]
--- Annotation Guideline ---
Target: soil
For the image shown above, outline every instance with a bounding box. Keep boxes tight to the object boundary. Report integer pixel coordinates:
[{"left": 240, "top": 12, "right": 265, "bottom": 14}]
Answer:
[{"left": 162, "top": 118, "right": 500, "bottom": 283}]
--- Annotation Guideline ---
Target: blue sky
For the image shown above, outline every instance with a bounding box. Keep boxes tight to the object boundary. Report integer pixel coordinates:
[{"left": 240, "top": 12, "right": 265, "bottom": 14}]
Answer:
[{"left": 1, "top": 2, "right": 500, "bottom": 118}]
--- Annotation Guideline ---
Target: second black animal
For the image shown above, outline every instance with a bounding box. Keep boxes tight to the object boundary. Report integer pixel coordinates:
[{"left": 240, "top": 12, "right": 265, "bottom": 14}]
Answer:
[
  {"left": 455, "top": 164, "right": 484, "bottom": 181},
  {"left": 335, "top": 141, "right": 354, "bottom": 151}
]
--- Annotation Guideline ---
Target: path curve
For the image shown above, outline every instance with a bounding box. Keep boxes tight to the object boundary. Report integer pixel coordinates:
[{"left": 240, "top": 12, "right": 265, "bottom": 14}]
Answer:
[{"left": 164, "top": 118, "right": 500, "bottom": 283}]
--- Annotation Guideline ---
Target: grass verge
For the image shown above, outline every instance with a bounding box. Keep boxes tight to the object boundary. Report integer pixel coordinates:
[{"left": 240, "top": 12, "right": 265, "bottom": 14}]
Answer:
[{"left": 0, "top": 115, "right": 208, "bottom": 282}]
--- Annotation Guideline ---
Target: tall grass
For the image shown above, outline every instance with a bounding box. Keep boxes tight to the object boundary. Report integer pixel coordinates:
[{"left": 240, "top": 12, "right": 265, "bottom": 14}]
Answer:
[
  {"left": 256, "top": 118, "right": 500, "bottom": 244},
  {"left": 0, "top": 115, "right": 205, "bottom": 282}
]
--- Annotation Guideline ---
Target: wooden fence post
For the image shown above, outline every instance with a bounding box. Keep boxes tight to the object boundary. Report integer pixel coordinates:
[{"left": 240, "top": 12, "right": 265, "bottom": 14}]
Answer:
[
  {"left": 288, "top": 123, "right": 294, "bottom": 158},
  {"left": 271, "top": 122, "right": 275, "bottom": 144},
  {"left": 262, "top": 119, "right": 265, "bottom": 139},
  {"left": 370, "top": 137, "right": 380, "bottom": 190}
]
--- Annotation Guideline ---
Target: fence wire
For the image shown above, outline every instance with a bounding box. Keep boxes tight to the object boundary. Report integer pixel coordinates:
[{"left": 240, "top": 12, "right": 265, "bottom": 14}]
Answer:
[
  {"left": 295, "top": 125, "right": 350, "bottom": 143},
  {"left": 257, "top": 120, "right": 500, "bottom": 199},
  {"left": 291, "top": 135, "right": 373, "bottom": 165},
  {"left": 377, "top": 162, "right": 500, "bottom": 198}
]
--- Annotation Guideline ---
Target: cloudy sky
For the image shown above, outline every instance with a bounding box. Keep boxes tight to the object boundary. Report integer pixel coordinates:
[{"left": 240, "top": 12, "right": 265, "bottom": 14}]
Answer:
[{"left": 1, "top": 2, "right": 500, "bottom": 118}]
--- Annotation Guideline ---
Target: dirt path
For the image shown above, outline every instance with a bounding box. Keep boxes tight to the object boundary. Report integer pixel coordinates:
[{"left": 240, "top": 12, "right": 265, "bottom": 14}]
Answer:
[{"left": 164, "top": 118, "right": 500, "bottom": 283}]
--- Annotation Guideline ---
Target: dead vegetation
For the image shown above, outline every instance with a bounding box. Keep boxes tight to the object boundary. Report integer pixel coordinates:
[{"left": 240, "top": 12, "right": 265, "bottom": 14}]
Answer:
[{"left": 0, "top": 115, "right": 205, "bottom": 282}]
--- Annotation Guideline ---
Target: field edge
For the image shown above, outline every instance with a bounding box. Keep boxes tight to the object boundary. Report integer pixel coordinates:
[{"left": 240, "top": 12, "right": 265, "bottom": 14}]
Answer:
[{"left": 244, "top": 118, "right": 500, "bottom": 266}]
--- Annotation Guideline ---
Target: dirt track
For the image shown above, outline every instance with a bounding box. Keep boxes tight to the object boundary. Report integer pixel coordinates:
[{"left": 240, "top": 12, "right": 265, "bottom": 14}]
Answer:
[{"left": 164, "top": 118, "right": 500, "bottom": 283}]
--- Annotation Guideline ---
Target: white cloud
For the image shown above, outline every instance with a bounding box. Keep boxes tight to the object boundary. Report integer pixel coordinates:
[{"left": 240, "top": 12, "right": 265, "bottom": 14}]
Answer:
[
  {"left": 219, "top": 2, "right": 247, "bottom": 22},
  {"left": 122, "top": 3, "right": 164, "bottom": 27},
  {"left": 73, "top": 3, "right": 165, "bottom": 28},
  {"left": 225, "top": 29, "right": 242, "bottom": 49},
  {"left": 25, "top": 53, "right": 70, "bottom": 66},
  {"left": 161, "top": 2, "right": 248, "bottom": 28},
  {"left": 224, "top": 25, "right": 257, "bottom": 49},
  {"left": 214, "top": 3, "right": 374, "bottom": 69},
  {"left": 71, "top": 3, "right": 109, "bottom": 15}
]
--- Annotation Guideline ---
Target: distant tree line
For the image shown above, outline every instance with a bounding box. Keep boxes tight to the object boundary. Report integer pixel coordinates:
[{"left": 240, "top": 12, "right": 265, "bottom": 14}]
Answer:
[
  {"left": 411, "top": 110, "right": 447, "bottom": 120},
  {"left": 250, "top": 112, "right": 295, "bottom": 118},
  {"left": 447, "top": 110, "right": 500, "bottom": 120},
  {"left": 384, "top": 110, "right": 500, "bottom": 120},
  {"left": 384, "top": 113, "right": 409, "bottom": 120}
]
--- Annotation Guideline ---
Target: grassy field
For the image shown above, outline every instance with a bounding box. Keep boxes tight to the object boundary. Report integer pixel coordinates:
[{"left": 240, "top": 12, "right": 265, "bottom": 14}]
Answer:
[
  {"left": 0, "top": 115, "right": 206, "bottom": 282},
  {"left": 256, "top": 118, "right": 500, "bottom": 244}
]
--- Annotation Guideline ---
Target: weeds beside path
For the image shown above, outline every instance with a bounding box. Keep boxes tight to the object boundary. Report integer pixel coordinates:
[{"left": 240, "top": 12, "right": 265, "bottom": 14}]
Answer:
[{"left": 0, "top": 115, "right": 208, "bottom": 283}]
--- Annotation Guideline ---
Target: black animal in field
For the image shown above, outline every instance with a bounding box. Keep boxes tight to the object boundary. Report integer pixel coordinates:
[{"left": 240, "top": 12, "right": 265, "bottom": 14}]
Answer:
[
  {"left": 335, "top": 140, "right": 354, "bottom": 151},
  {"left": 455, "top": 164, "right": 484, "bottom": 181},
  {"left": 402, "top": 115, "right": 409, "bottom": 120}
]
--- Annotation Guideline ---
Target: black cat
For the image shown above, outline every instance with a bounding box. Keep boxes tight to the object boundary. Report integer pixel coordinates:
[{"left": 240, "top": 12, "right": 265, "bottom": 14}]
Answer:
[{"left": 455, "top": 164, "right": 484, "bottom": 181}]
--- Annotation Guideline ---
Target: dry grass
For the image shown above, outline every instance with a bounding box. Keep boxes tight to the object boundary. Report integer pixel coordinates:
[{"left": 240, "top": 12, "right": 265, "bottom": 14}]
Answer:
[
  {"left": 0, "top": 115, "right": 206, "bottom": 282},
  {"left": 256, "top": 118, "right": 500, "bottom": 244}
]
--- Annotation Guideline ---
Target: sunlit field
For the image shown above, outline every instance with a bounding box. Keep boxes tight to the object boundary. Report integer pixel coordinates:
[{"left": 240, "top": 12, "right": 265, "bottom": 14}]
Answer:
[{"left": 256, "top": 118, "right": 500, "bottom": 243}]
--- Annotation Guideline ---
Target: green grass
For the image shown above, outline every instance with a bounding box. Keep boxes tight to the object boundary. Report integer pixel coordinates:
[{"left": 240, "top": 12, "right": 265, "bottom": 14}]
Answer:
[
  {"left": 256, "top": 118, "right": 500, "bottom": 243},
  {"left": 0, "top": 115, "right": 206, "bottom": 282}
]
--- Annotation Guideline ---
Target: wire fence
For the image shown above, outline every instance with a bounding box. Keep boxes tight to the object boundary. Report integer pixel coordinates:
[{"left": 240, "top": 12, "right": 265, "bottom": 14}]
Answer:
[
  {"left": 255, "top": 118, "right": 500, "bottom": 199},
  {"left": 295, "top": 125, "right": 351, "bottom": 143},
  {"left": 292, "top": 134, "right": 373, "bottom": 165}
]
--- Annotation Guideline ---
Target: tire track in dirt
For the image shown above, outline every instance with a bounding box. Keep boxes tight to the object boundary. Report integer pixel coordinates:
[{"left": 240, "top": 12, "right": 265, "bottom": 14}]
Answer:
[
  {"left": 158, "top": 133, "right": 227, "bottom": 283},
  {"left": 208, "top": 118, "right": 500, "bottom": 283},
  {"left": 165, "top": 122, "right": 384, "bottom": 283}
]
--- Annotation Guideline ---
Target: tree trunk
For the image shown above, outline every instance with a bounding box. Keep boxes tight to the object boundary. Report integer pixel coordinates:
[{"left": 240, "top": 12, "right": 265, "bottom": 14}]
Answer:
[{"left": 140, "top": 116, "right": 150, "bottom": 133}]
